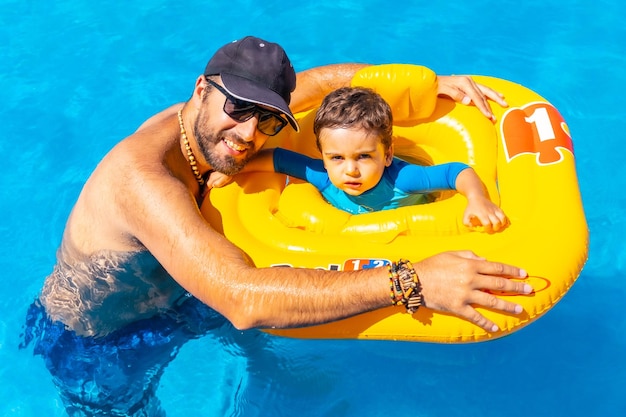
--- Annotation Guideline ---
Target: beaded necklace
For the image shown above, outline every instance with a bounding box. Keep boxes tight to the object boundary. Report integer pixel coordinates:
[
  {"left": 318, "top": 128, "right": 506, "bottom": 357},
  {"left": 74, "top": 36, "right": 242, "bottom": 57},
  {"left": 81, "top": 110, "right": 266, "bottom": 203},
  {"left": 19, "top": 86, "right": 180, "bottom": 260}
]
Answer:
[{"left": 177, "top": 109, "right": 205, "bottom": 186}]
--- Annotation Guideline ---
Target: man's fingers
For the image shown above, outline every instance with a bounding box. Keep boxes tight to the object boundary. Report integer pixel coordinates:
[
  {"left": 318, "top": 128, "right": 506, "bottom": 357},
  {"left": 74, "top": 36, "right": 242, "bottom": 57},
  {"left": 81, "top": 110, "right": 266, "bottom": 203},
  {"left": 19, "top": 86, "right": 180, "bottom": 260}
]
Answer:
[
  {"left": 462, "top": 290, "right": 526, "bottom": 332},
  {"left": 438, "top": 75, "right": 508, "bottom": 121},
  {"left": 477, "top": 260, "right": 528, "bottom": 280},
  {"left": 460, "top": 305, "right": 500, "bottom": 332},
  {"left": 454, "top": 77, "right": 493, "bottom": 117},
  {"left": 470, "top": 290, "right": 524, "bottom": 314},
  {"left": 412, "top": 251, "right": 532, "bottom": 333},
  {"left": 458, "top": 77, "right": 506, "bottom": 120},
  {"left": 476, "top": 273, "right": 533, "bottom": 296},
  {"left": 478, "top": 85, "right": 508, "bottom": 107}
]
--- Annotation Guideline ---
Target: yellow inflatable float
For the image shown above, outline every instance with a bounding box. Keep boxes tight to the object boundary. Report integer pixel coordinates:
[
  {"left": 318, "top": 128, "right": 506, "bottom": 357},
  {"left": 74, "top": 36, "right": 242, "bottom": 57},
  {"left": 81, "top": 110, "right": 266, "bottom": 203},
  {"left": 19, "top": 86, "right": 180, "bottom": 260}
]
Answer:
[{"left": 201, "top": 64, "right": 588, "bottom": 343}]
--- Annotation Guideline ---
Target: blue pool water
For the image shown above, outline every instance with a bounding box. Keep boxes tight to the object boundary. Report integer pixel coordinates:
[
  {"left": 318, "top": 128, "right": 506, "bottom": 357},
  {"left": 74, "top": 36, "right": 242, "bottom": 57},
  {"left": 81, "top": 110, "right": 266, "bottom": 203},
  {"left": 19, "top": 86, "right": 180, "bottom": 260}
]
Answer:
[{"left": 1, "top": 0, "right": 625, "bottom": 415}]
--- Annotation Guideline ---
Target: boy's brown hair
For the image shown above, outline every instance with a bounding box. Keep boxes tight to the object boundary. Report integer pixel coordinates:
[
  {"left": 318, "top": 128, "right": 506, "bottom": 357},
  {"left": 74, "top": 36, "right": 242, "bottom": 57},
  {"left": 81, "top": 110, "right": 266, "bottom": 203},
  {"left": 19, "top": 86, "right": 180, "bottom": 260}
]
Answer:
[{"left": 313, "top": 87, "right": 393, "bottom": 152}]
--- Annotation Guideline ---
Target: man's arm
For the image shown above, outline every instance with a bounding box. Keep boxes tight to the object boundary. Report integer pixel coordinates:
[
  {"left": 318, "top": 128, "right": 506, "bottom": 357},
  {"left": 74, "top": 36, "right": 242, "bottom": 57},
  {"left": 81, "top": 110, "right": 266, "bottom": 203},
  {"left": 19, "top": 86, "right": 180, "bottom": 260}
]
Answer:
[
  {"left": 290, "top": 64, "right": 370, "bottom": 113},
  {"left": 291, "top": 64, "right": 508, "bottom": 120},
  {"left": 115, "top": 155, "right": 392, "bottom": 330},
  {"left": 115, "top": 143, "right": 529, "bottom": 333},
  {"left": 136, "top": 66, "right": 509, "bottom": 127}
]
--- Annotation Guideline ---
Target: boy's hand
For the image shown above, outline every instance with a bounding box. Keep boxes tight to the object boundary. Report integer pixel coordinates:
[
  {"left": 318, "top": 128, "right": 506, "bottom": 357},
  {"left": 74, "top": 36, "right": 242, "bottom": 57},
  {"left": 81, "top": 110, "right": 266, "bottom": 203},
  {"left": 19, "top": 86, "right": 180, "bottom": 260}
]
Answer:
[{"left": 463, "top": 197, "right": 509, "bottom": 233}]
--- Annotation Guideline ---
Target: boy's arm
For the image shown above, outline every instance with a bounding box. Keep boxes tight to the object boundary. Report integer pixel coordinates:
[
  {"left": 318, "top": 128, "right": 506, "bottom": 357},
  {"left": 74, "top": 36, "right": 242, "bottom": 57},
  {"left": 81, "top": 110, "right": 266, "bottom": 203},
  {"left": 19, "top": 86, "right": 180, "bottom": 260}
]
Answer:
[
  {"left": 396, "top": 162, "right": 508, "bottom": 232},
  {"left": 454, "top": 168, "right": 508, "bottom": 232}
]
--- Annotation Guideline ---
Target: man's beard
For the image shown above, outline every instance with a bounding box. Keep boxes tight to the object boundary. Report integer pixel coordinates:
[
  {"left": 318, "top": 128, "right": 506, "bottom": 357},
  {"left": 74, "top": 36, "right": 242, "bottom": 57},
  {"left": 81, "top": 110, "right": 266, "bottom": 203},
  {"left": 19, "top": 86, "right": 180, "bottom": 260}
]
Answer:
[{"left": 193, "top": 109, "right": 258, "bottom": 176}]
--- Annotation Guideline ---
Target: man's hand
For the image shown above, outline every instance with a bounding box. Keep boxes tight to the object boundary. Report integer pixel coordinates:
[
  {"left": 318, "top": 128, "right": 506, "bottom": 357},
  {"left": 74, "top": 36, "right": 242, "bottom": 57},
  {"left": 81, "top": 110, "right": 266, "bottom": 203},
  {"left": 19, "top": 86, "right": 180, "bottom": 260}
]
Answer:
[
  {"left": 437, "top": 75, "right": 508, "bottom": 121},
  {"left": 413, "top": 251, "right": 531, "bottom": 332}
]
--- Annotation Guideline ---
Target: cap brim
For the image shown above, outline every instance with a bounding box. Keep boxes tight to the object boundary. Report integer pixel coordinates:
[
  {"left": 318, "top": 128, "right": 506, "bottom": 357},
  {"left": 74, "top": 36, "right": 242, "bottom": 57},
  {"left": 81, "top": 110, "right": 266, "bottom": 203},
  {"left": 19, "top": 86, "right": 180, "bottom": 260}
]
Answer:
[{"left": 220, "top": 73, "right": 299, "bottom": 132}]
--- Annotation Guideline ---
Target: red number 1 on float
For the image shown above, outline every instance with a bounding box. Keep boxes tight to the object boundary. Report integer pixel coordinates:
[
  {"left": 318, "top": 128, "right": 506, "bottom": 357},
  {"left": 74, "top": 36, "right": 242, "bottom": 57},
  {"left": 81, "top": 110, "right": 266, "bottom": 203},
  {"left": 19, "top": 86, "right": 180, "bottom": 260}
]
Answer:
[{"left": 501, "top": 102, "right": 573, "bottom": 165}]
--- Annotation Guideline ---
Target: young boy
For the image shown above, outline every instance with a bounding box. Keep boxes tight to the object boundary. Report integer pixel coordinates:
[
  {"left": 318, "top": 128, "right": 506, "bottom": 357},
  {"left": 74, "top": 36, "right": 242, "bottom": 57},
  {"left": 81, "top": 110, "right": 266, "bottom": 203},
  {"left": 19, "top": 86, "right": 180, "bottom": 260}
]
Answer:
[{"left": 208, "top": 87, "right": 507, "bottom": 230}]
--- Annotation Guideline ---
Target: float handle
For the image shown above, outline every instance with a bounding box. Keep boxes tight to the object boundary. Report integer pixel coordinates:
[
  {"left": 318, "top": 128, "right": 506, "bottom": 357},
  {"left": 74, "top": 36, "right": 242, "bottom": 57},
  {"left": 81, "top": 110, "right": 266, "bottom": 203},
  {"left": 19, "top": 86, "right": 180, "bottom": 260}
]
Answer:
[{"left": 351, "top": 64, "right": 438, "bottom": 123}]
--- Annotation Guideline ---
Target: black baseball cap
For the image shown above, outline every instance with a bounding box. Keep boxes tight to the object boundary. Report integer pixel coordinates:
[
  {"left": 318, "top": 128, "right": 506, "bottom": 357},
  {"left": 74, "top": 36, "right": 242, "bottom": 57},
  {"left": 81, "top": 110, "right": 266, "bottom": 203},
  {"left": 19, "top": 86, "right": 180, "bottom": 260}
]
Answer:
[{"left": 204, "top": 36, "right": 299, "bottom": 132}]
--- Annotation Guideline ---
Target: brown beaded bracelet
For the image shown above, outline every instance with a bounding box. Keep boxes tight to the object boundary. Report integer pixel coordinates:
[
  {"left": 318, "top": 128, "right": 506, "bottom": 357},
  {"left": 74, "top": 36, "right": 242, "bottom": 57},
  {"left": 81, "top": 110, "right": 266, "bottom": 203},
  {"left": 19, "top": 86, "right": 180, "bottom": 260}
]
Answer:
[
  {"left": 387, "top": 264, "right": 404, "bottom": 305},
  {"left": 389, "top": 259, "right": 424, "bottom": 313}
]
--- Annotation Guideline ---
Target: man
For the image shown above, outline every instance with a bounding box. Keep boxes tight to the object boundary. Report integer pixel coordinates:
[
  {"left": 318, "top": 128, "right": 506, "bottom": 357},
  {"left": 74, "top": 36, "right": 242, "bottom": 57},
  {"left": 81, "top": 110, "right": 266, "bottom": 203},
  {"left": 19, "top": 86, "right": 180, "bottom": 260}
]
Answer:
[{"left": 22, "top": 36, "right": 530, "bottom": 415}]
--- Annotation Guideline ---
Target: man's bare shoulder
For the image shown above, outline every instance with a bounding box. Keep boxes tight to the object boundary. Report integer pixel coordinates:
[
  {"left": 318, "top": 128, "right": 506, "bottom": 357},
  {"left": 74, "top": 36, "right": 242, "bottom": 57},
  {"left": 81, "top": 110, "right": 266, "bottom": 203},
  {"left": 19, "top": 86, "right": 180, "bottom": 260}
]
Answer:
[
  {"left": 66, "top": 109, "right": 185, "bottom": 254},
  {"left": 135, "top": 103, "right": 184, "bottom": 133}
]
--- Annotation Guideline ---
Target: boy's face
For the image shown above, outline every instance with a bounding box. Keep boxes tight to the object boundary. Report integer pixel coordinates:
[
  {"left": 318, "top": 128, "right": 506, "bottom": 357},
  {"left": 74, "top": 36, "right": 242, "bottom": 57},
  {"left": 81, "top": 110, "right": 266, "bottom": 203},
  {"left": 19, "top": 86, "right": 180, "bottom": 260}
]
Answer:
[{"left": 319, "top": 127, "right": 393, "bottom": 196}]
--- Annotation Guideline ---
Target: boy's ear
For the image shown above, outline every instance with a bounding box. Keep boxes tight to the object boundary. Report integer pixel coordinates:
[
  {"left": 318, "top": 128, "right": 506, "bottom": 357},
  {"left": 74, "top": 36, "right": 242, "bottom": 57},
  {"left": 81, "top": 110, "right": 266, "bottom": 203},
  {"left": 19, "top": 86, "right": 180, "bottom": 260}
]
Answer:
[{"left": 385, "top": 144, "right": 394, "bottom": 166}]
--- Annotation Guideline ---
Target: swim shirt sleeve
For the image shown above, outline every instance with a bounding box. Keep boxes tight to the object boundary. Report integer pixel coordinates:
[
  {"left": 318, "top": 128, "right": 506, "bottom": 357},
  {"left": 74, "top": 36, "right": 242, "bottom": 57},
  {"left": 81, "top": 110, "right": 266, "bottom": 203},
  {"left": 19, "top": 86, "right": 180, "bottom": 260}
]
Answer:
[
  {"left": 273, "top": 148, "right": 330, "bottom": 189},
  {"left": 391, "top": 160, "right": 470, "bottom": 192}
]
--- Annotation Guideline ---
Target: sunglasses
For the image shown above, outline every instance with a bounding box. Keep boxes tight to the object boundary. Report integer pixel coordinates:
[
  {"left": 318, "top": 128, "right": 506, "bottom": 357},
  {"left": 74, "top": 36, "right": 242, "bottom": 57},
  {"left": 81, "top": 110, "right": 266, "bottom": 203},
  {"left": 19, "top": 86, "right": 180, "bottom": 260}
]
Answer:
[{"left": 206, "top": 78, "right": 288, "bottom": 136}]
